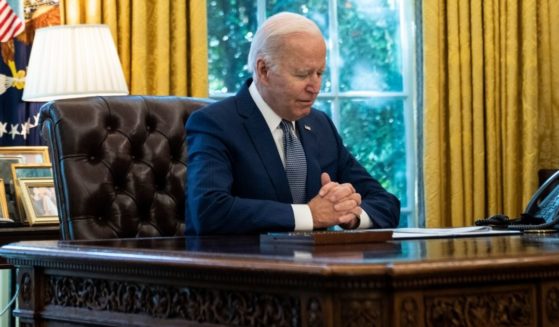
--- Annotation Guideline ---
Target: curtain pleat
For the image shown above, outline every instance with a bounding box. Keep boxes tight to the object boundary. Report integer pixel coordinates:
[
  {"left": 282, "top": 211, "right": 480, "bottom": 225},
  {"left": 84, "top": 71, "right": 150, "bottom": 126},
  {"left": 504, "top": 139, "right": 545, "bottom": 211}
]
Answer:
[
  {"left": 423, "top": 0, "right": 447, "bottom": 227},
  {"left": 423, "top": 0, "right": 557, "bottom": 227},
  {"left": 470, "top": 0, "right": 485, "bottom": 221},
  {"left": 422, "top": 0, "right": 559, "bottom": 227},
  {"left": 187, "top": 1, "right": 208, "bottom": 97},
  {"left": 538, "top": 2, "right": 559, "bottom": 172},
  {"left": 519, "top": 1, "right": 539, "bottom": 207},
  {"left": 59, "top": 0, "right": 208, "bottom": 97}
]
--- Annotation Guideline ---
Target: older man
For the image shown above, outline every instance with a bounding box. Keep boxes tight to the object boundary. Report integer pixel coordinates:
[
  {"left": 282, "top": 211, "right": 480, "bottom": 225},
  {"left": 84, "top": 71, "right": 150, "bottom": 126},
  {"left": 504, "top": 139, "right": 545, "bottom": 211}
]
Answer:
[{"left": 185, "top": 12, "right": 400, "bottom": 234}]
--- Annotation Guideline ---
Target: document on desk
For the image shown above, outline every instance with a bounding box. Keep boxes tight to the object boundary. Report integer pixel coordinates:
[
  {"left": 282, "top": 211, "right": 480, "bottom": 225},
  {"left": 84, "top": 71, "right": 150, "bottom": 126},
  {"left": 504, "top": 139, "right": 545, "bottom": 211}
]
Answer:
[{"left": 392, "top": 226, "right": 521, "bottom": 240}]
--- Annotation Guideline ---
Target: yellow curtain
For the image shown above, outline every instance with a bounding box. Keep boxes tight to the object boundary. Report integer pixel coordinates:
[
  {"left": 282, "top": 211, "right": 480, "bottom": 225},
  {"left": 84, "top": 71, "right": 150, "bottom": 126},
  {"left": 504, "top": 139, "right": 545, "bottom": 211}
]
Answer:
[
  {"left": 58, "top": 0, "right": 208, "bottom": 97},
  {"left": 423, "top": 0, "right": 559, "bottom": 227}
]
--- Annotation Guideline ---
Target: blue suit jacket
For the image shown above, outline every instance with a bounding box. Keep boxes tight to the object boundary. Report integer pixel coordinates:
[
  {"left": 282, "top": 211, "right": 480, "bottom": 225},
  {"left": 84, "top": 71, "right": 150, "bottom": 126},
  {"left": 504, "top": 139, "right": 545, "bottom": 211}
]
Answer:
[{"left": 185, "top": 79, "right": 400, "bottom": 235}]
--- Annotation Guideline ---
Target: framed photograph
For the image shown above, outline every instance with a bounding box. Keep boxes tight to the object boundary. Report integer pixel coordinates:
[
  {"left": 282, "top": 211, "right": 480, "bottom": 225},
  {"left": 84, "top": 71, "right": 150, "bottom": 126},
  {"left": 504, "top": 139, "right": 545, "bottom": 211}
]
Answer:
[
  {"left": 0, "top": 155, "right": 25, "bottom": 220},
  {"left": 10, "top": 163, "right": 53, "bottom": 221},
  {"left": 0, "top": 179, "right": 10, "bottom": 220},
  {"left": 0, "top": 147, "right": 50, "bottom": 222},
  {"left": 0, "top": 146, "right": 50, "bottom": 164},
  {"left": 0, "top": 155, "right": 24, "bottom": 189},
  {"left": 19, "top": 179, "right": 59, "bottom": 225}
]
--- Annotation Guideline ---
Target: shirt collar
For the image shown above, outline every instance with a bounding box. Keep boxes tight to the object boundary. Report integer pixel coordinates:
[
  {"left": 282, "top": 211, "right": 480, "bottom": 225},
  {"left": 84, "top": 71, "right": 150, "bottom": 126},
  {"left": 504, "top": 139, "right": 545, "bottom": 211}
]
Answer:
[{"left": 248, "top": 81, "right": 291, "bottom": 131}]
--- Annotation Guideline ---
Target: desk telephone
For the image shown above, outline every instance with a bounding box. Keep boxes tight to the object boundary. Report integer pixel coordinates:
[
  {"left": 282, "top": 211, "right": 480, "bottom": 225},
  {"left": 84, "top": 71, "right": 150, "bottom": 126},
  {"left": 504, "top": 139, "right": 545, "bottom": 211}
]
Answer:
[{"left": 476, "top": 170, "right": 559, "bottom": 230}]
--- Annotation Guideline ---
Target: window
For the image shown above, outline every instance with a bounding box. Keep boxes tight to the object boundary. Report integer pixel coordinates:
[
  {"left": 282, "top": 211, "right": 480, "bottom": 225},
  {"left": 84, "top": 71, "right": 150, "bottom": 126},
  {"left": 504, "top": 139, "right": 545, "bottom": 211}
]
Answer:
[{"left": 207, "top": 0, "right": 418, "bottom": 227}]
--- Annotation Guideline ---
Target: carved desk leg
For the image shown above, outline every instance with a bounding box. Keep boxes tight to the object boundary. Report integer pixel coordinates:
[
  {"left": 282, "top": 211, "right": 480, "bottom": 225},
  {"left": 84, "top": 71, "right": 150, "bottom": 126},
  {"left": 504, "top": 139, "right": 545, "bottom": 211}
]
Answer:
[
  {"left": 15, "top": 266, "right": 44, "bottom": 327},
  {"left": 541, "top": 282, "right": 559, "bottom": 327}
]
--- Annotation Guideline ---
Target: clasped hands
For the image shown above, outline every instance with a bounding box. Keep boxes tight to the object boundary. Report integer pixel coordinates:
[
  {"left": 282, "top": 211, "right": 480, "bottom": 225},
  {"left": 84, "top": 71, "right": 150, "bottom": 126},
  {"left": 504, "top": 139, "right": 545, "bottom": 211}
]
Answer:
[{"left": 308, "top": 172, "right": 362, "bottom": 230}]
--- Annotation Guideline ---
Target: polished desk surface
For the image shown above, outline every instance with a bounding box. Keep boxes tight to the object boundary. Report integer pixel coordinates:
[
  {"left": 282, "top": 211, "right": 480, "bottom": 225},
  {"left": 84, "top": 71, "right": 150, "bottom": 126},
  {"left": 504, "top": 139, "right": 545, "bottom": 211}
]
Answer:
[
  {"left": 1, "top": 232, "right": 559, "bottom": 276},
  {"left": 0, "top": 225, "right": 59, "bottom": 267},
  {"left": 3, "top": 233, "right": 559, "bottom": 326},
  {"left": 0, "top": 225, "right": 59, "bottom": 246}
]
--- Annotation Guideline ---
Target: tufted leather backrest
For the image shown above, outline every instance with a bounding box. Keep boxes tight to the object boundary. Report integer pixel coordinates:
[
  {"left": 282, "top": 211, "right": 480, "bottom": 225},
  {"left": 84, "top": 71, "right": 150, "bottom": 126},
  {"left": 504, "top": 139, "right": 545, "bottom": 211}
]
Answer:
[{"left": 39, "top": 95, "right": 212, "bottom": 240}]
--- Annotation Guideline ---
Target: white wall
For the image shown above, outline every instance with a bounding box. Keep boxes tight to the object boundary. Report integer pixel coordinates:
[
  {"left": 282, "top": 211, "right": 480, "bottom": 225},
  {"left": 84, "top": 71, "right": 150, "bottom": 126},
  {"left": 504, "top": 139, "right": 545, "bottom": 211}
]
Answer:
[{"left": 0, "top": 269, "right": 11, "bottom": 326}]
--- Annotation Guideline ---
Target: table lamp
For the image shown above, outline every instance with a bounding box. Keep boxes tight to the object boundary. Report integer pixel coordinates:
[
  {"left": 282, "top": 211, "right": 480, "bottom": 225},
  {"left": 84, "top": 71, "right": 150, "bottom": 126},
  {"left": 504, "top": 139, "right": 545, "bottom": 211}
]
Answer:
[{"left": 22, "top": 24, "right": 129, "bottom": 101}]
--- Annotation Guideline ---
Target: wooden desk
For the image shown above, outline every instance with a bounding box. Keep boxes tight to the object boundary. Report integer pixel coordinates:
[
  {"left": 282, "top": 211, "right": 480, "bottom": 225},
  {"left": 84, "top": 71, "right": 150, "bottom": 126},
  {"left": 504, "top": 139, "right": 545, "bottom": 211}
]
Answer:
[
  {"left": 0, "top": 226, "right": 59, "bottom": 268},
  {"left": 0, "top": 225, "right": 59, "bottom": 327},
  {"left": 1, "top": 233, "right": 559, "bottom": 326},
  {"left": 0, "top": 226, "right": 59, "bottom": 246}
]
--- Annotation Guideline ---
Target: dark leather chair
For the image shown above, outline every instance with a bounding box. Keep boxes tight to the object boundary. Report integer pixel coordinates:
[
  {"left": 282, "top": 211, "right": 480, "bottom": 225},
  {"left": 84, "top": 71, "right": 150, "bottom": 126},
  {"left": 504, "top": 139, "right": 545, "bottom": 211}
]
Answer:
[{"left": 39, "top": 95, "right": 211, "bottom": 240}]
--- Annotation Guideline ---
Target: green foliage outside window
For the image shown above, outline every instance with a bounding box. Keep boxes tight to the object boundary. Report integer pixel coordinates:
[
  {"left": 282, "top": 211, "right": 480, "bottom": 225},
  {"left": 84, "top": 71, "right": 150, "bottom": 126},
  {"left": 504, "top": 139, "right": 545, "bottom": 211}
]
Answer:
[
  {"left": 207, "top": 0, "right": 255, "bottom": 93},
  {"left": 337, "top": 2, "right": 402, "bottom": 92},
  {"left": 340, "top": 99, "right": 407, "bottom": 207}
]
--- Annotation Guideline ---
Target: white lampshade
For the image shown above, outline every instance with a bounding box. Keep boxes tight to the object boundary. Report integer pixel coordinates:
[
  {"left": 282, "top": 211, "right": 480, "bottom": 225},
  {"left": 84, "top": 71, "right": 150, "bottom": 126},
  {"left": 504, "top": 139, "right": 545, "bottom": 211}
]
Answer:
[{"left": 22, "top": 24, "right": 129, "bottom": 102}]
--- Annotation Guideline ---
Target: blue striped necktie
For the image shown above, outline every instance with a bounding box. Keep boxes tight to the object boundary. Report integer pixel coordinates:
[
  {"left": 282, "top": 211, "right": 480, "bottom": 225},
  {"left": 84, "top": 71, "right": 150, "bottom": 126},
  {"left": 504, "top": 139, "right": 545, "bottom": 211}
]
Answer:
[{"left": 280, "top": 120, "right": 307, "bottom": 203}]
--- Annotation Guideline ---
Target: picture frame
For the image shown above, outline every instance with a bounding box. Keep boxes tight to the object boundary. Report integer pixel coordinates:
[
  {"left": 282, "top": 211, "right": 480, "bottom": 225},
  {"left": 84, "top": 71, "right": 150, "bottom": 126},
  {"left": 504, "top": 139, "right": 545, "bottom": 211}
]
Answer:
[
  {"left": 0, "top": 155, "right": 25, "bottom": 220},
  {"left": 10, "top": 163, "right": 53, "bottom": 221},
  {"left": 0, "top": 147, "right": 50, "bottom": 222},
  {"left": 0, "top": 179, "right": 10, "bottom": 220},
  {"left": 19, "top": 179, "right": 59, "bottom": 226},
  {"left": 0, "top": 146, "right": 50, "bottom": 164},
  {"left": 0, "top": 155, "right": 24, "bottom": 190}
]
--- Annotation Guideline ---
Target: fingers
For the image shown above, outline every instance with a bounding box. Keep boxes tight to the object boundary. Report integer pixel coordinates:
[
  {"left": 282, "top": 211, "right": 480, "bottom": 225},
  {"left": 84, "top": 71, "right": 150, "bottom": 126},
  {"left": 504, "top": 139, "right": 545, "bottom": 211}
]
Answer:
[
  {"left": 338, "top": 213, "right": 361, "bottom": 230},
  {"left": 339, "top": 207, "right": 362, "bottom": 230},
  {"left": 326, "top": 184, "right": 359, "bottom": 203},
  {"left": 337, "top": 212, "right": 357, "bottom": 224},
  {"left": 308, "top": 194, "right": 338, "bottom": 229},
  {"left": 350, "top": 206, "right": 362, "bottom": 217},
  {"left": 309, "top": 194, "right": 358, "bottom": 229},
  {"left": 320, "top": 173, "right": 351, "bottom": 199},
  {"left": 321, "top": 172, "right": 331, "bottom": 186},
  {"left": 311, "top": 173, "right": 363, "bottom": 229},
  {"left": 332, "top": 192, "right": 360, "bottom": 211},
  {"left": 319, "top": 180, "right": 339, "bottom": 197},
  {"left": 319, "top": 172, "right": 337, "bottom": 197},
  {"left": 320, "top": 183, "right": 356, "bottom": 201}
]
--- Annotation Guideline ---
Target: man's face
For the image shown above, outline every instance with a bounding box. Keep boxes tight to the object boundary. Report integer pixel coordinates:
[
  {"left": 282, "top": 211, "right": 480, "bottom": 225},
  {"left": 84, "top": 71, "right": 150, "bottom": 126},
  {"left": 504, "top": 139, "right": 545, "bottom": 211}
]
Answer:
[{"left": 256, "top": 32, "right": 326, "bottom": 121}]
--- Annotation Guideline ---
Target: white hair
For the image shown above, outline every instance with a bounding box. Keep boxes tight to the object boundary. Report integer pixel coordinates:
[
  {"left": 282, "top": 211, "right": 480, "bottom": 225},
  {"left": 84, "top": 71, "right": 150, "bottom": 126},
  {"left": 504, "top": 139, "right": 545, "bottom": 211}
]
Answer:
[{"left": 247, "top": 12, "right": 323, "bottom": 78}]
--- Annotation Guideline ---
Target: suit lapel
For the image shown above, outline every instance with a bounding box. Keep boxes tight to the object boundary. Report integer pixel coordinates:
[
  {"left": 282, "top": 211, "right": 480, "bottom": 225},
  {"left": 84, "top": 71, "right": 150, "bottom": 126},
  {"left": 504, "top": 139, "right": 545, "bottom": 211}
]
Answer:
[{"left": 236, "top": 84, "right": 292, "bottom": 203}]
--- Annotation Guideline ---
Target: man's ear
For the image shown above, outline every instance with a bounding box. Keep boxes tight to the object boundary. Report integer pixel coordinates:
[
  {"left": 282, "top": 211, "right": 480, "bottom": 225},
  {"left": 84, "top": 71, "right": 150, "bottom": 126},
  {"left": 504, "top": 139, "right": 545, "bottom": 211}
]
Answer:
[{"left": 256, "top": 58, "right": 269, "bottom": 84}]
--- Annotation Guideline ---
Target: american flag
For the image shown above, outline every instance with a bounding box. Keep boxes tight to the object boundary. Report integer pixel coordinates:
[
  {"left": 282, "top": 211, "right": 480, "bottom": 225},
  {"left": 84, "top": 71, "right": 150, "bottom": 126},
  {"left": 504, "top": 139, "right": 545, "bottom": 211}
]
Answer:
[{"left": 0, "top": 0, "right": 23, "bottom": 42}]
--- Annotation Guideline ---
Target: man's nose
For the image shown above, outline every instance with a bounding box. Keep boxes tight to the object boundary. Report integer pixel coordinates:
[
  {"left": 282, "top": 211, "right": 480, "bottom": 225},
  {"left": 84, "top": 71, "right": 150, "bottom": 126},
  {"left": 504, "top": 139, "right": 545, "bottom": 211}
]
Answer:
[{"left": 306, "top": 74, "right": 321, "bottom": 94}]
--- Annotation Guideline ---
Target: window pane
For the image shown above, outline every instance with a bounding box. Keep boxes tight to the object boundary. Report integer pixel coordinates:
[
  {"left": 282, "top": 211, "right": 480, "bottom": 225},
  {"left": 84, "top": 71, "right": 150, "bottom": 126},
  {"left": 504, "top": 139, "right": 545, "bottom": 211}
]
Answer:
[
  {"left": 313, "top": 99, "right": 332, "bottom": 117},
  {"left": 399, "top": 212, "right": 410, "bottom": 228},
  {"left": 337, "top": 0, "right": 403, "bottom": 92},
  {"left": 338, "top": 98, "right": 407, "bottom": 207},
  {"left": 266, "top": 0, "right": 332, "bottom": 93},
  {"left": 266, "top": 1, "right": 329, "bottom": 36},
  {"left": 207, "top": 0, "right": 257, "bottom": 94}
]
